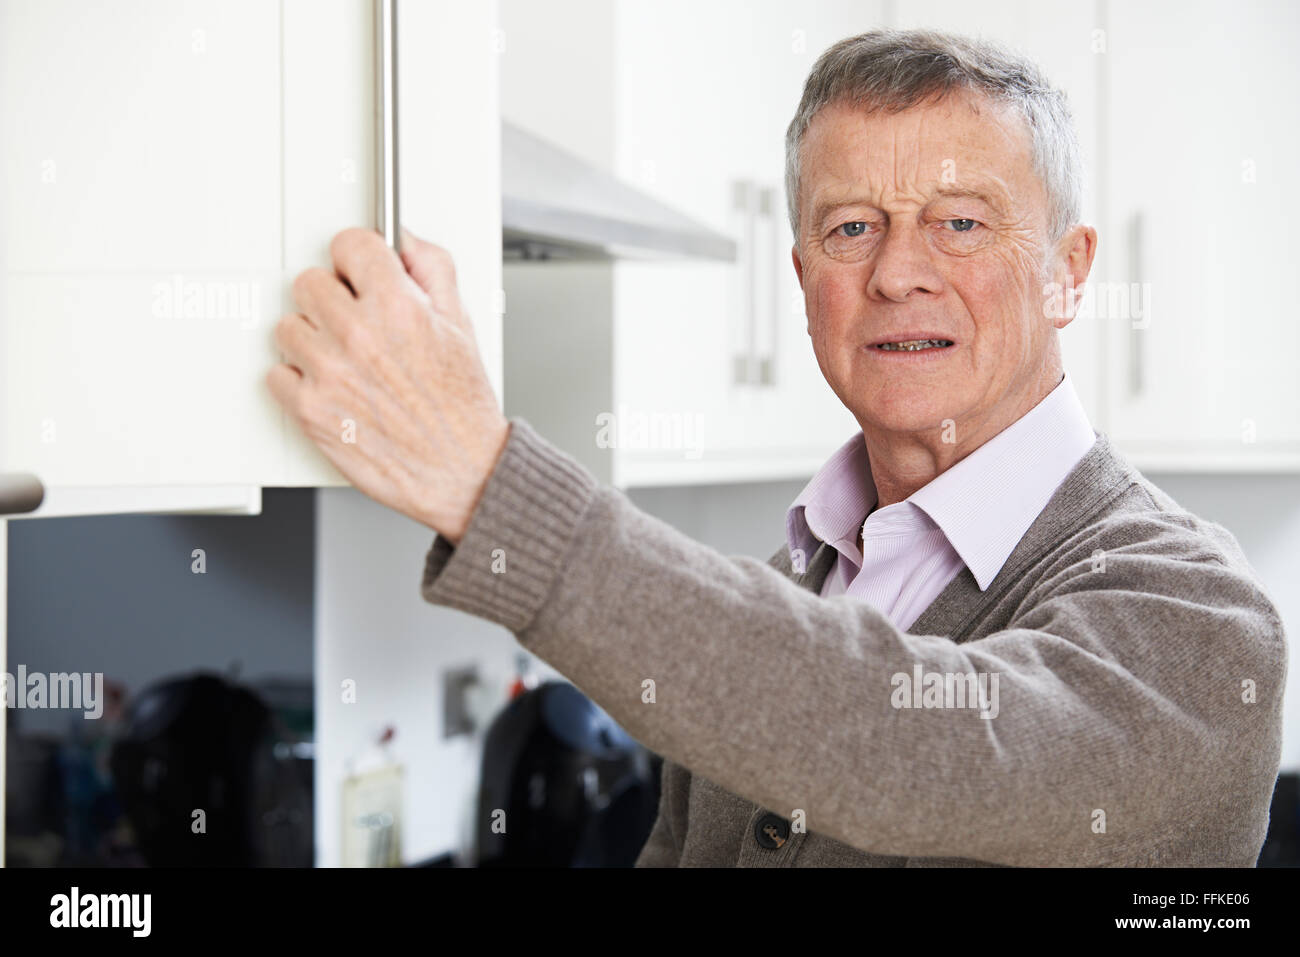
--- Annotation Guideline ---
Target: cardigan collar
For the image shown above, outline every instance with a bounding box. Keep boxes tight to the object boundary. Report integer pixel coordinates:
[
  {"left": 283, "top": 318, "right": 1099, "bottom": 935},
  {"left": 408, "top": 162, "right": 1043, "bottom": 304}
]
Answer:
[{"left": 772, "top": 429, "right": 1136, "bottom": 639}]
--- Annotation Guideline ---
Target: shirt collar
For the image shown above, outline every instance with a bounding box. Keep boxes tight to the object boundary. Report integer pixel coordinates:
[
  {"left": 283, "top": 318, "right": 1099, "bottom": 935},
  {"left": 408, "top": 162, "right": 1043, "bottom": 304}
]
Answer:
[
  {"left": 786, "top": 371, "right": 1098, "bottom": 591},
  {"left": 785, "top": 428, "right": 876, "bottom": 563}
]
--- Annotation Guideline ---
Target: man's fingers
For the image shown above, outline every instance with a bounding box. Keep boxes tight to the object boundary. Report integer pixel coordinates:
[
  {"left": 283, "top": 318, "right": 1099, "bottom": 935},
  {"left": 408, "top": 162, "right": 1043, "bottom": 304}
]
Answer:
[
  {"left": 399, "top": 226, "right": 463, "bottom": 317},
  {"left": 291, "top": 267, "right": 353, "bottom": 327},
  {"left": 265, "top": 361, "right": 305, "bottom": 416},
  {"left": 273, "top": 312, "right": 319, "bottom": 378},
  {"left": 329, "top": 226, "right": 406, "bottom": 299}
]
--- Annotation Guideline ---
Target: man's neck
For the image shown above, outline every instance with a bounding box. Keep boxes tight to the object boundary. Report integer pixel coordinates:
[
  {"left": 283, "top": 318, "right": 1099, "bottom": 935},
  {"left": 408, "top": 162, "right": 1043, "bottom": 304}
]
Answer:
[{"left": 862, "top": 365, "right": 1064, "bottom": 509}]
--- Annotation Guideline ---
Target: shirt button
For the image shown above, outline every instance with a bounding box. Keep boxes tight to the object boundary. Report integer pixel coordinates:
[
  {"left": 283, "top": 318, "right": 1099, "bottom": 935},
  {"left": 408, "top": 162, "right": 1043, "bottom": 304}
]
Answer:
[{"left": 754, "top": 813, "right": 791, "bottom": 849}]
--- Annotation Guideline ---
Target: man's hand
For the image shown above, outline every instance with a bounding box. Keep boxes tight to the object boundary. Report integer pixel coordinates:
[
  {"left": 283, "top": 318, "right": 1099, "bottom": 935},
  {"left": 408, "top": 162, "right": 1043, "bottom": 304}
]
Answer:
[{"left": 266, "top": 226, "right": 508, "bottom": 545}]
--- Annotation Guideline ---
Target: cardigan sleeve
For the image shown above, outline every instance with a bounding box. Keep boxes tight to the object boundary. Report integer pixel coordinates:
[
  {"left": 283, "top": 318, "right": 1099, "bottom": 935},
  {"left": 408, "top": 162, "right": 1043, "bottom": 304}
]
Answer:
[{"left": 421, "top": 417, "right": 1288, "bottom": 866}]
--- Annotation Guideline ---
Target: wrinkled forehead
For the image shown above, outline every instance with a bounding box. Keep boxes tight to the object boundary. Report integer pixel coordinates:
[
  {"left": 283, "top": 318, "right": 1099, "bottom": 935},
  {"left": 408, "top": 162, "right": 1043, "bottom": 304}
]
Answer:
[{"left": 800, "top": 89, "right": 1040, "bottom": 218}]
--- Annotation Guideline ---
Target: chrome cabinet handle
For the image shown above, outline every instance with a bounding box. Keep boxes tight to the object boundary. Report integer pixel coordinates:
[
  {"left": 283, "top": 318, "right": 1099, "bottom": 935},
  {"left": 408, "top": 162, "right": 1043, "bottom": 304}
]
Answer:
[
  {"left": 375, "top": 0, "right": 399, "bottom": 251},
  {"left": 757, "top": 185, "right": 778, "bottom": 387},
  {"left": 1127, "top": 209, "right": 1144, "bottom": 397},
  {"left": 0, "top": 473, "right": 44, "bottom": 515},
  {"left": 730, "top": 180, "right": 784, "bottom": 387},
  {"left": 731, "top": 178, "right": 756, "bottom": 385}
]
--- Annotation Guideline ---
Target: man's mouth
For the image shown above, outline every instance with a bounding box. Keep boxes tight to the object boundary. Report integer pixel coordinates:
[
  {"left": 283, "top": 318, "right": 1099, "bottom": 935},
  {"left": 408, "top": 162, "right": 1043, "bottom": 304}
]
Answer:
[{"left": 873, "top": 338, "right": 954, "bottom": 352}]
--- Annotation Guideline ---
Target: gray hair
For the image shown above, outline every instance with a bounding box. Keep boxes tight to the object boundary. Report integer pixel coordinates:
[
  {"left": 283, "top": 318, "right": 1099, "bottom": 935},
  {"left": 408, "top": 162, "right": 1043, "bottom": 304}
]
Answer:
[{"left": 784, "top": 28, "right": 1083, "bottom": 247}]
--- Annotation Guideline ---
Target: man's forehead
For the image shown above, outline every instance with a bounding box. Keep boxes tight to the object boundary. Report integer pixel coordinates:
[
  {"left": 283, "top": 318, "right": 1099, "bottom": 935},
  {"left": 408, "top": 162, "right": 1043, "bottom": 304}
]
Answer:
[
  {"left": 809, "top": 90, "right": 1028, "bottom": 152},
  {"left": 802, "top": 95, "right": 1031, "bottom": 217}
]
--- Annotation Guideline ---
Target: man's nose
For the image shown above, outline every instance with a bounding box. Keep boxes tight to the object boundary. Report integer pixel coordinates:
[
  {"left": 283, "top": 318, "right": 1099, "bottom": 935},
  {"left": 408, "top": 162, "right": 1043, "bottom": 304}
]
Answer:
[{"left": 866, "top": 223, "right": 944, "bottom": 302}]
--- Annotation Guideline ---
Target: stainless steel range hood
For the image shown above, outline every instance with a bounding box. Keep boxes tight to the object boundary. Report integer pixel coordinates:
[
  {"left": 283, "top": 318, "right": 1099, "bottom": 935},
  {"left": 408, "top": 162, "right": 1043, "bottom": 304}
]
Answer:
[{"left": 502, "top": 121, "right": 737, "bottom": 262}]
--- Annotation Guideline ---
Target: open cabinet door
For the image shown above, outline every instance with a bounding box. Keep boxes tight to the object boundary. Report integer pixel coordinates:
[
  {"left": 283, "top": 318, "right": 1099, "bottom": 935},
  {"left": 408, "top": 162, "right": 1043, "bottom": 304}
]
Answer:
[
  {"left": 0, "top": 0, "right": 287, "bottom": 496},
  {"left": 1, "top": 0, "right": 503, "bottom": 505}
]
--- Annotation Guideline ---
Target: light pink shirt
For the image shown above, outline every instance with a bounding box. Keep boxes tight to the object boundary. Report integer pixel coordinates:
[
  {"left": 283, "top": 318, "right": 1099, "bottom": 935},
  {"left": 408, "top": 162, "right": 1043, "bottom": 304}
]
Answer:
[{"left": 785, "top": 372, "right": 1097, "bottom": 630}]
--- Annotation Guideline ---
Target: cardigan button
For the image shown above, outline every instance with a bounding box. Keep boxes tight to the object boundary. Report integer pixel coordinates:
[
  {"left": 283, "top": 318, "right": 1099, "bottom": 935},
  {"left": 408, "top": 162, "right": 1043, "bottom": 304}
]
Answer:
[{"left": 754, "top": 813, "right": 790, "bottom": 849}]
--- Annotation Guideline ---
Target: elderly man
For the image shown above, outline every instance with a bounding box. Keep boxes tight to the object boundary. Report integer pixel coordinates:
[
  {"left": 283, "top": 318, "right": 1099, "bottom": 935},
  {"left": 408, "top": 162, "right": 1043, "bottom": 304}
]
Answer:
[{"left": 267, "top": 29, "right": 1286, "bottom": 866}]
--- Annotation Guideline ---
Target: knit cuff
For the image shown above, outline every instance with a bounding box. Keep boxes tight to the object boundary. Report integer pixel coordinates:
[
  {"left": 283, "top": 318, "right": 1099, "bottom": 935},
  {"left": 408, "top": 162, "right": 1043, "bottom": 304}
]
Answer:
[{"left": 419, "top": 417, "right": 599, "bottom": 634}]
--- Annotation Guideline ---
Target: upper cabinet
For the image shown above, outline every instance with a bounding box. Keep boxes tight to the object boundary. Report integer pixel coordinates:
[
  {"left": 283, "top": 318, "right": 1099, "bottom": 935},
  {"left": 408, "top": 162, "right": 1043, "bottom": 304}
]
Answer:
[
  {"left": 1096, "top": 0, "right": 1300, "bottom": 470},
  {"left": 1, "top": 0, "right": 502, "bottom": 505}
]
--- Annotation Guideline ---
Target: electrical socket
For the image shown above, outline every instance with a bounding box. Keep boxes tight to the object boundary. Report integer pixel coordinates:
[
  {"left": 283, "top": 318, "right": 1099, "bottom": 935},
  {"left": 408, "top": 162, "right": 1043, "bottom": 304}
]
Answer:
[{"left": 442, "top": 664, "right": 480, "bottom": 739}]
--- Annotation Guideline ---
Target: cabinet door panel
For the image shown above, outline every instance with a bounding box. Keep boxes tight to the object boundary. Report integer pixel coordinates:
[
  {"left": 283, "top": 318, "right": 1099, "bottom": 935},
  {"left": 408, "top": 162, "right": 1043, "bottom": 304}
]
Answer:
[
  {"left": 1103, "top": 0, "right": 1300, "bottom": 460},
  {"left": 1, "top": 0, "right": 283, "bottom": 488},
  {"left": 398, "top": 0, "right": 503, "bottom": 407},
  {"left": 1, "top": 0, "right": 280, "bottom": 272},
  {"left": 4, "top": 274, "right": 281, "bottom": 486},
  {"left": 279, "top": 0, "right": 374, "bottom": 486},
  {"left": 612, "top": 0, "right": 754, "bottom": 479},
  {"left": 3, "top": 0, "right": 504, "bottom": 491}
]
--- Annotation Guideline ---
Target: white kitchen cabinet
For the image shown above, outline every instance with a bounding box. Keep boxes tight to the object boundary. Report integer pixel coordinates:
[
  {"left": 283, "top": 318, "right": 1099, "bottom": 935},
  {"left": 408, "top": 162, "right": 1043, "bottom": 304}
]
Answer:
[
  {"left": 0, "top": 0, "right": 503, "bottom": 507},
  {"left": 1096, "top": 0, "right": 1300, "bottom": 470}
]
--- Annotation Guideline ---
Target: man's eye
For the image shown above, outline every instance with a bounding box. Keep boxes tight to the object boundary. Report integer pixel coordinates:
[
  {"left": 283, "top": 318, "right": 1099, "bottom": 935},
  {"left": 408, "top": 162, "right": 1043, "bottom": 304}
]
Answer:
[
  {"left": 945, "top": 218, "right": 979, "bottom": 232},
  {"left": 837, "top": 222, "right": 868, "bottom": 238}
]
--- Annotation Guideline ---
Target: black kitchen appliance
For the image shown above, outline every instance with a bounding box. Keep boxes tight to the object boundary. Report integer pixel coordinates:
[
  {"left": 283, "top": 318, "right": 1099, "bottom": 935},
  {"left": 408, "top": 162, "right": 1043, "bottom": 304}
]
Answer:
[
  {"left": 108, "top": 672, "right": 312, "bottom": 867},
  {"left": 475, "top": 680, "right": 659, "bottom": 867}
]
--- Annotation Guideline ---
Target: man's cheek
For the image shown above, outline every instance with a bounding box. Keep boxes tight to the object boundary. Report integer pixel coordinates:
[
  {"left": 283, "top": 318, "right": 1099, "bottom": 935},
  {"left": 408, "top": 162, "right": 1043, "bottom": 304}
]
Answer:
[{"left": 812, "top": 272, "right": 860, "bottom": 320}]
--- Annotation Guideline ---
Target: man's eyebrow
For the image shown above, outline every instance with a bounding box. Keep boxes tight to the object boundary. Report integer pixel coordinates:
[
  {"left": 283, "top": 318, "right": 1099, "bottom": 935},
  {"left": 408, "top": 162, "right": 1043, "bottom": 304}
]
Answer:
[
  {"left": 931, "top": 185, "right": 1007, "bottom": 210},
  {"left": 808, "top": 184, "right": 1008, "bottom": 229}
]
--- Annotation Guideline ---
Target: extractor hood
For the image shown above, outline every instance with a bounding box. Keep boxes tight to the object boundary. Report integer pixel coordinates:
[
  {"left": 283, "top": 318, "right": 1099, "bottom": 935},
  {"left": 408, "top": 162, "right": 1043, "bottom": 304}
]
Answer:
[{"left": 501, "top": 120, "right": 737, "bottom": 262}]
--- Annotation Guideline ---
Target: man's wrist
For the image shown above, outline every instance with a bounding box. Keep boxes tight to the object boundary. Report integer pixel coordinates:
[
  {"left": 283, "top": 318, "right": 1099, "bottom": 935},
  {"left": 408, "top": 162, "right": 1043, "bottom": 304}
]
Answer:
[
  {"left": 419, "top": 416, "right": 599, "bottom": 634},
  {"left": 440, "top": 418, "right": 512, "bottom": 547}
]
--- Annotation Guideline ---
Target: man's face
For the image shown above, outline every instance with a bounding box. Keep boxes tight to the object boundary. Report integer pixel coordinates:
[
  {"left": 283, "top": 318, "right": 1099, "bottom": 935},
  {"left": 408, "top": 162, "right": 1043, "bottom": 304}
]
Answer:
[{"left": 792, "top": 90, "right": 1076, "bottom": 446}]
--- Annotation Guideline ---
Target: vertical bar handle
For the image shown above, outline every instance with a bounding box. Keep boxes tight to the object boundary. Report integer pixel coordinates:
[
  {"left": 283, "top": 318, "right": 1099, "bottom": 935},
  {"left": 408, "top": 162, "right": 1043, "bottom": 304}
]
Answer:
[
  {"left": 375, "top": 0, "right": 399, "bottom": 251},
  {"left": 1127, "top": 210, "right": 1145, "bottom": 396},
  {"left": 757, "top": 185, "right": 778, "bottom": 387},
  {"left": 731, "top": 179, "right": 757, "bottom": 385}
]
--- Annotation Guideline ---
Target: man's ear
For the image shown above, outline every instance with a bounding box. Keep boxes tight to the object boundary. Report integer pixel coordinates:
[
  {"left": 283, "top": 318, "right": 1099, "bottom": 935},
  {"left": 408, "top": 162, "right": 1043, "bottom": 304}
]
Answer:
[{"left": 1051, "top": 225, "right": 1098, "bottom": 330}]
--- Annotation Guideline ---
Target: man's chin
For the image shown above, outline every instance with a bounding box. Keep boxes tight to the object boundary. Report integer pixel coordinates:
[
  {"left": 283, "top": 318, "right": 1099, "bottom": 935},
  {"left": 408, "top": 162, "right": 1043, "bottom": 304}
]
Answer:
[{"left": 854, "top": 403, "right": 960, "bottom": 440}]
